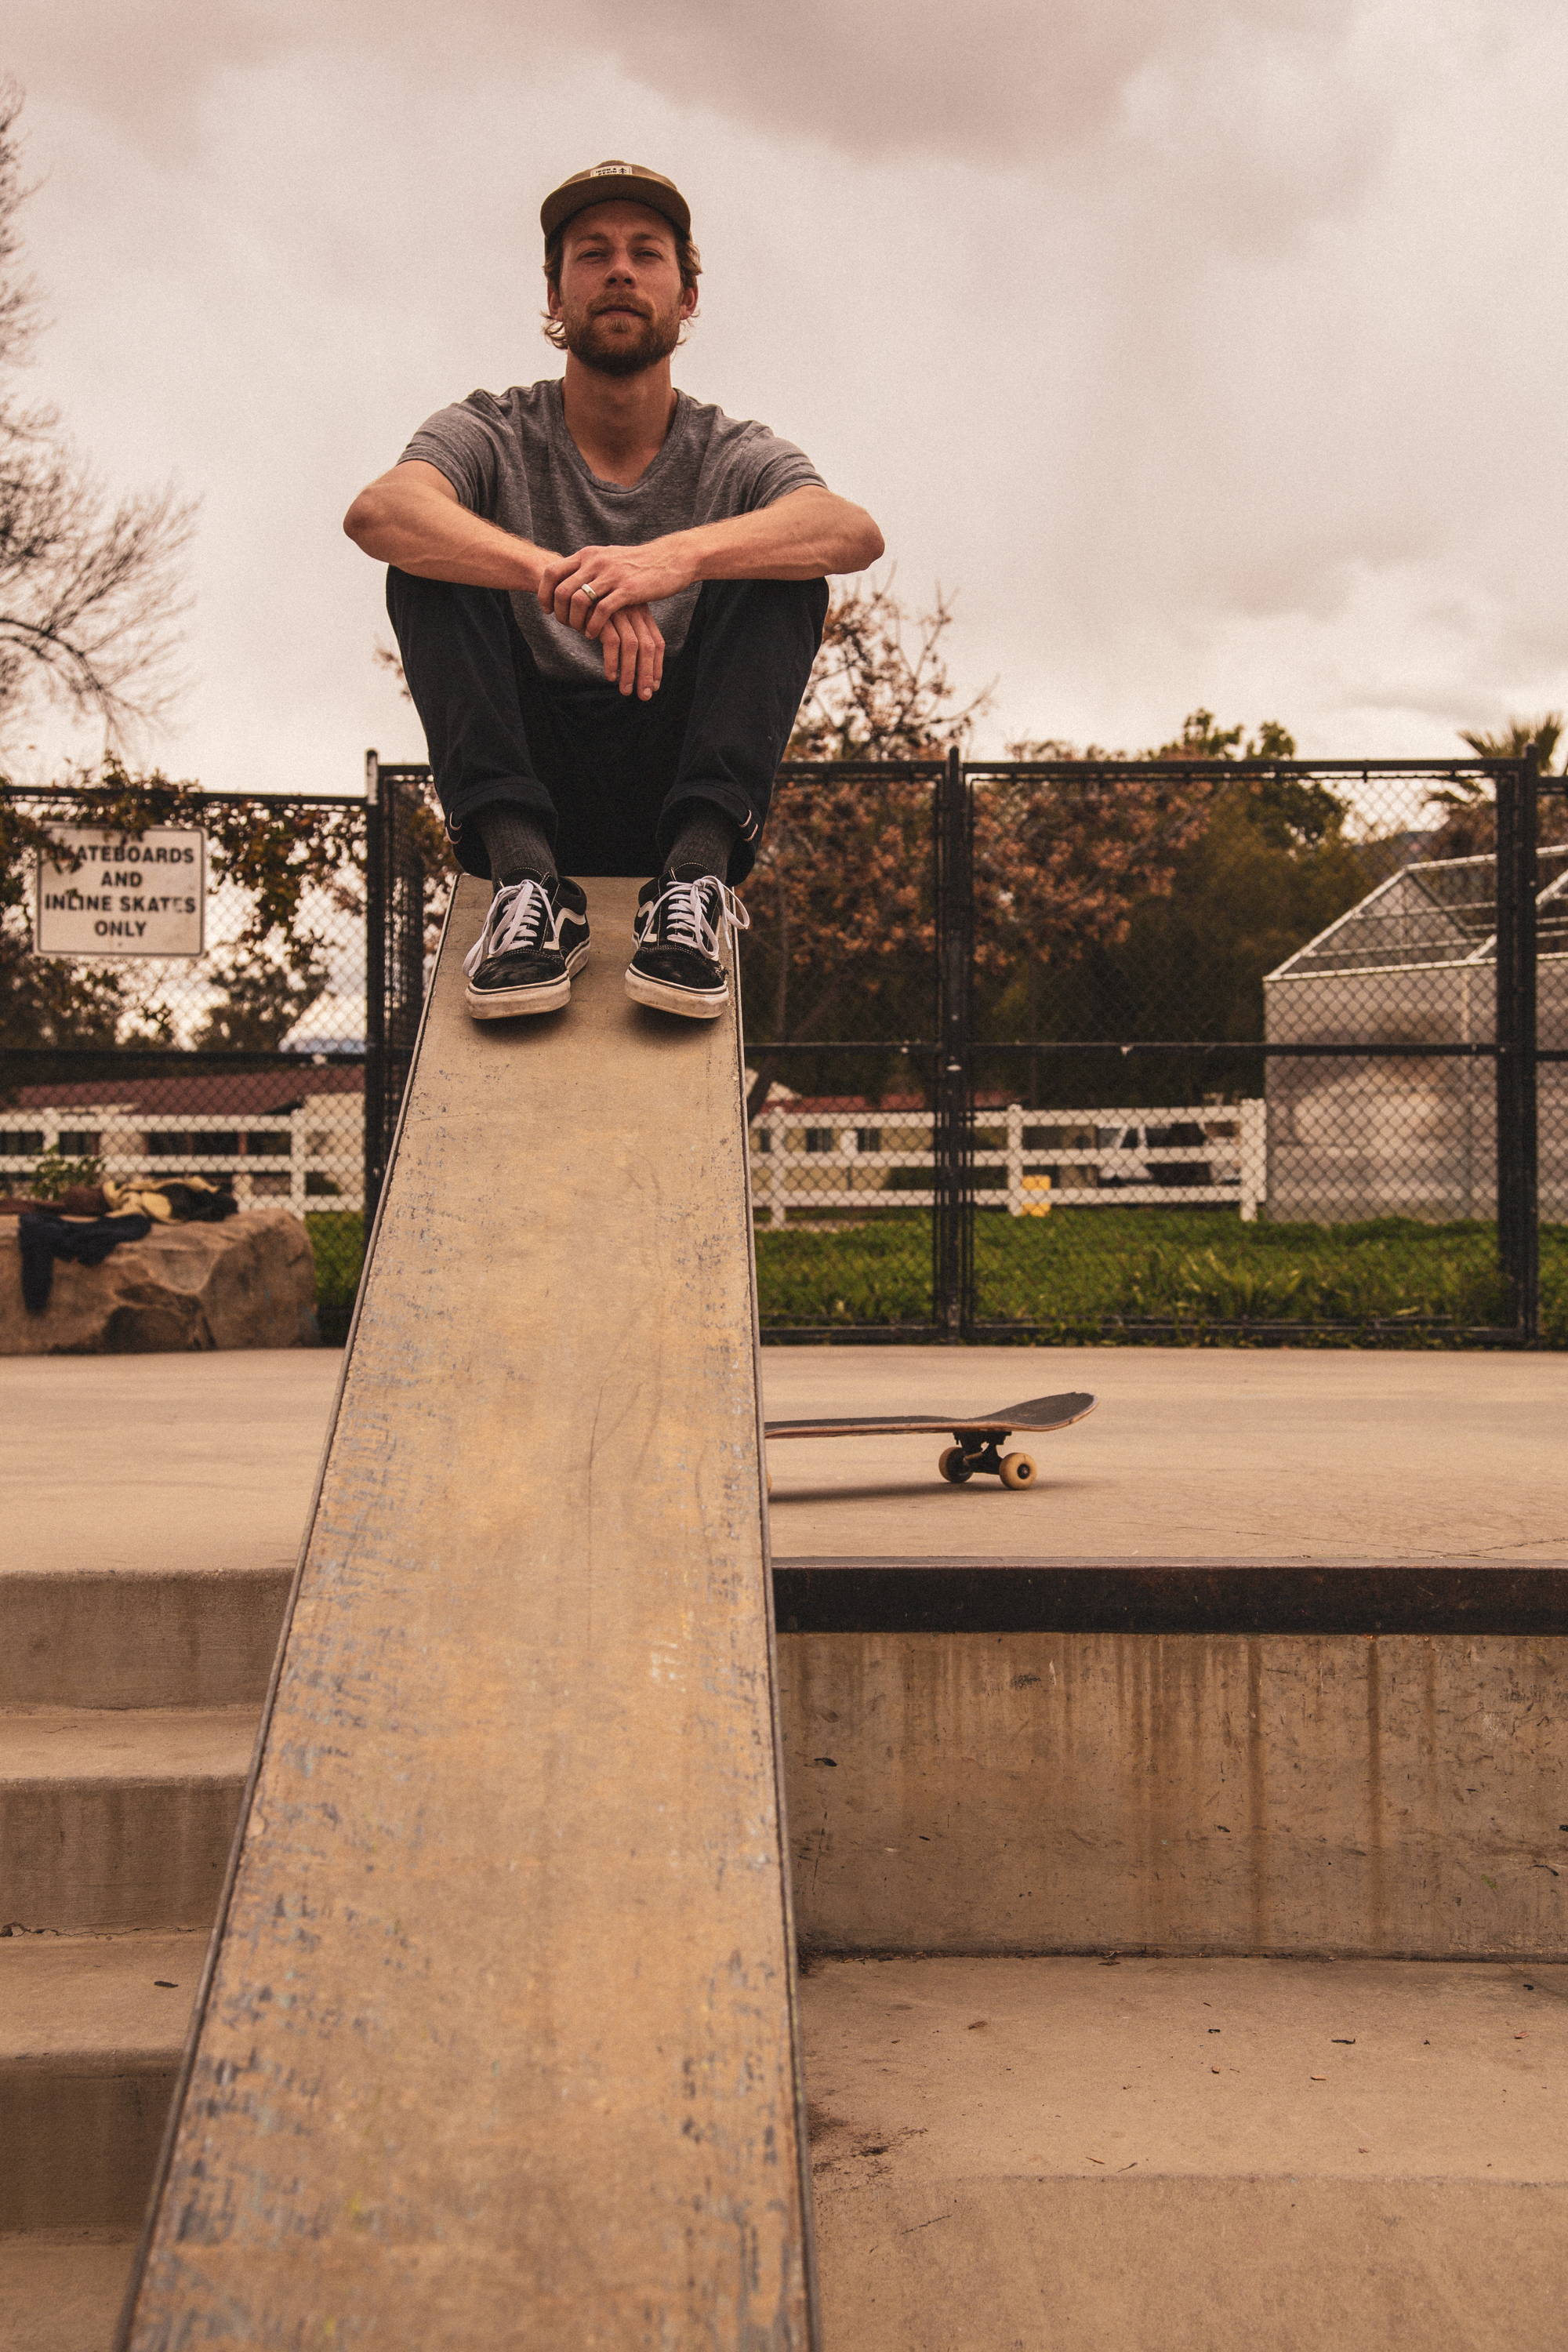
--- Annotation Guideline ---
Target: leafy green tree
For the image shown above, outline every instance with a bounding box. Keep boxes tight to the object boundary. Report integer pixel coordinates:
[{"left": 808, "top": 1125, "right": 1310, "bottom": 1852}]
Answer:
[
  {"left": 981, "top": 713, "right": 1369, "bottom": 1088},
  {"left": 1074, "top": 770, "right": 1368, "bottom": 1045},
  {"left": 191, "top": 944, "right": 330, "bottom": 1051},
  {"left": 742, "top": 583, "right": 989, "bottom": 1082}
]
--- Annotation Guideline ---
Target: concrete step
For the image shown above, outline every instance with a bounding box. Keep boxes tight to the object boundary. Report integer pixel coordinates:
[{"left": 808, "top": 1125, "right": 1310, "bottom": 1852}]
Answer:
[
  {"left": 0, "top": 1929, "right": 200, "bottom": 2234},
  {"left": 0, "top": 1568, "right": 291, "bottom": 1710},
  {"left": 0, "top": 2237, "right": 136, "bottom": 2352},
  {"left": 1, "top": 1347, "right": 332, "bottom": 1719},
  {"left": 0, "top": 1707, "right": 254, "bottom": 1931},
  {"left": 802, "top": 1953, "right": 1568, "bottom": 2351}
]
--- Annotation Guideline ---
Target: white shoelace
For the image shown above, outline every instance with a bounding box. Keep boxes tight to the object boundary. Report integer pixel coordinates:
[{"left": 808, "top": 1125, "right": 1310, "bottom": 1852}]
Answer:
[
  {"left": 641, "top": 875, "right": 751, "bottom": 958},
  {"left": 463, "top": 877, "right": 552, "bottom": 975}
]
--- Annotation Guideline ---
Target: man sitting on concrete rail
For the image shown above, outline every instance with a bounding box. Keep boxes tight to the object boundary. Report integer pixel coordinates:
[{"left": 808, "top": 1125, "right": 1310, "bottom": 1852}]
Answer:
[{"left": 344, "top": 159, "right": 884, "bottom": 1021}]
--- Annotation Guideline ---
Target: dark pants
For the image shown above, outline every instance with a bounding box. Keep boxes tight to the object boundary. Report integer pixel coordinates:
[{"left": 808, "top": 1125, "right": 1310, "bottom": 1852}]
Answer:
[{"left": 386, "top": 570, "right": 828, "bottom": 885}]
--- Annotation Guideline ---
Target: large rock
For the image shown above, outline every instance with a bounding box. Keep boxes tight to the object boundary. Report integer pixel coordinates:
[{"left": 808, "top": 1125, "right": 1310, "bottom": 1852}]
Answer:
[{"left": 0, "top": 1207, "right": 319, "bottom": 1355}]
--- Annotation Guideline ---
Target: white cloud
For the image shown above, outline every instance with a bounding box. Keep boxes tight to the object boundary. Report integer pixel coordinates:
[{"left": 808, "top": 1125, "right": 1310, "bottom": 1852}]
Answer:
[{"left": 4, "top": 0, "right": 1567, "bottom": 790}]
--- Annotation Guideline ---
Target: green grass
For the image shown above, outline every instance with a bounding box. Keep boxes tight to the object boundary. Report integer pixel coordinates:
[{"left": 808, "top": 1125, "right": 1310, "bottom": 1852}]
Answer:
[
  {"left": 756, "top": 1207, "right": 1568, "bottom": 1344},
  {"left": 306, "top": 1204, "right": 1568, "bottom": 1346},
  {"left": 304, "top": 1210, "right": 365, "bottom": 1344}
]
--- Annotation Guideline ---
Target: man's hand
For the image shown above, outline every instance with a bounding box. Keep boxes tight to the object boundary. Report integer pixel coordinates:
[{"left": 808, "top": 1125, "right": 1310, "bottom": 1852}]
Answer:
[
  {"left": 579, "top": 601, "right": 666, "bottom": 699},
  {"left": 535, "top": 540, "right": 697, "bottom": 699},
  {"left": 531, "top": 487, "right": 887, "bottom": 699},
  {"left": 539, "top": 539, "right": 696, "bottom": 626}
]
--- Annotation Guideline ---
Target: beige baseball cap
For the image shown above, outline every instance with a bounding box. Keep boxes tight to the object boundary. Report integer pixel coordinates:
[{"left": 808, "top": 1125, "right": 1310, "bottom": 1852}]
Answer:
[{"left": 540, "top": 159, "right": 691, "bottom": 243}]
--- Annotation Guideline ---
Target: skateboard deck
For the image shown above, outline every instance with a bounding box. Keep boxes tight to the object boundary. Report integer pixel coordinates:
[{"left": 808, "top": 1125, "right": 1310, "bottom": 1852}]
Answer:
[{"left": 764, "top": 1390, "right": 1096, "bottom": 1489}]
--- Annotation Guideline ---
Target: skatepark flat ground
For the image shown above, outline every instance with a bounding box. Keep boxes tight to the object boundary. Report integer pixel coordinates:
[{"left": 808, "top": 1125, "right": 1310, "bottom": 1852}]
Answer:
[
  {"left": 802, "top": 1952, "right": 1568, "bottom": 2351},
  {"left": 8, "top": 1341, "right": 1566, "bottom": 2350},
  {"left": 5, "top": 1342, "right": 1566, "bottom": 1571}
]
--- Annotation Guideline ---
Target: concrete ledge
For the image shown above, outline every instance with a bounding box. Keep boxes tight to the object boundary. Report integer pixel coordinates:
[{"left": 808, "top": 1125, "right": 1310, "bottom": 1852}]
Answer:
[
  {"left": 773, "top": 1557, "right": 1568, "bottom": 1635},
  {"left": 0, "top": 1570, "right": 292, "bottom": 1709},
  {"left": 779, "top": 1632, "right": 1568, "bottom": 1958},
  {"left": 6, "top": 1558, "right": 1562, "bottom": 1721}
]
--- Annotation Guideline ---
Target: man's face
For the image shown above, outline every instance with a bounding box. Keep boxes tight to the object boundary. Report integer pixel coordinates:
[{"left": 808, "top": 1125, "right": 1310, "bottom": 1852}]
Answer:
[{"left": 548, "top": 201, "right": 695, "bottom": 378}]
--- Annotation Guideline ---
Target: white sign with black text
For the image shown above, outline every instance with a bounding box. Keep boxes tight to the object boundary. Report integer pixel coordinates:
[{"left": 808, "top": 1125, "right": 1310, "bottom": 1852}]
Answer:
[{"left": 34, "top": 826, "right": 207, "bottom": 958}]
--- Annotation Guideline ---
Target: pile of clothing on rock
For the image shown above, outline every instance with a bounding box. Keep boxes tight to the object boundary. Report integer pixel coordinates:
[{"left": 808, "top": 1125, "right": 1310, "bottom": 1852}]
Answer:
[{"left": 2, "top": 1175, "right": 240, "bottom": 1313}]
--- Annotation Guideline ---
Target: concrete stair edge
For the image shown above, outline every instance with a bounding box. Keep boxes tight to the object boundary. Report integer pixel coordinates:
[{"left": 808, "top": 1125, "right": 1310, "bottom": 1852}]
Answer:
[
  {"left": 0, "top": 1567, "right": 291, "bottom": 1710},
  {"left": 0, "top": 1707, "right": 255, "bottom": 1933}
]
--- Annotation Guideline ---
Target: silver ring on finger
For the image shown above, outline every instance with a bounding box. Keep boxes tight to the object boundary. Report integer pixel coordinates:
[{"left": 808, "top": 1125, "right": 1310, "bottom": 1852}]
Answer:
[{"left": 579, "top": 582, "right": 600, "bottom": 604}]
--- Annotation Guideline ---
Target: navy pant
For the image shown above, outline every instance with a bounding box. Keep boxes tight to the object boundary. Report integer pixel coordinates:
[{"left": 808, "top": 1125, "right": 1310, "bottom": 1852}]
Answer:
[{"left": 386, "top": 570, "right": 828, "bottom": 885}]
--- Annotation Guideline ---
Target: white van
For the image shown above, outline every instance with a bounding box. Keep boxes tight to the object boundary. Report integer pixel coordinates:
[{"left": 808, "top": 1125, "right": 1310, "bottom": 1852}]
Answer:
[{"left": 1094, "top": 1120, "right": 1214, "bottom": 1189}]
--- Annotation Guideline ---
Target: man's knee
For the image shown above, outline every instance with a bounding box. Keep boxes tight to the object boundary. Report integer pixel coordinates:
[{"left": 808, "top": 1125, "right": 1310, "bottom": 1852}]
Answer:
[
  {"left": 384, "top": 566, "right": 515, "bottom": 646},
  {"left": 699, "top": 573, "right": 827, "bottom": 617},
  {"left": 692, "top": 575, "right": 829, "bottom": 671}
]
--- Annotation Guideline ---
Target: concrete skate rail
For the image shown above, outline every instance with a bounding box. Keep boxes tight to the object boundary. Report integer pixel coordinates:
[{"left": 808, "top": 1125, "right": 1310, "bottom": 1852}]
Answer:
[{"left": 116, "top": 877, "right": 815, "bottom": 2348}]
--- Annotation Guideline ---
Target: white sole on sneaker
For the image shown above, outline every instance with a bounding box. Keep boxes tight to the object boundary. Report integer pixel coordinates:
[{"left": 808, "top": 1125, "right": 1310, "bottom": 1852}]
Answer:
[
  {"left": 466, "top": 942, "right": 589, "bottom": 1020},
  {"left": 624, "top": 964, "right": 728, "bottom": 1020}
]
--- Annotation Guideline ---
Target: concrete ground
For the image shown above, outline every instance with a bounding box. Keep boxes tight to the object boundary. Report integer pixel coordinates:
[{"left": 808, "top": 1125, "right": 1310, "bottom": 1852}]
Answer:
[
  {"left": 2, "top": 1351, "right": 336, "bottom": 1583},
  {"left": 764, "top": 1345, "right": 1568, "bottom": 1560},
  {"left": 0, "top": 2240, "right": 137, "bottom": 2352},
  {"left": 802, "top": 1954, "right": 1568, "bottom": 2351},
  {"left": 28, "top": 1950, "right": 1567, "bottom": 2352},
  {"left": 804, "top": 1953, "right": 1568, "bottom": 2185},
  {"left": 5, "top": 1342, "right": 1567, "bottom": 1570},
  {"left": 5, "top": 1344, "right": 1566, "bottom": 2348}
]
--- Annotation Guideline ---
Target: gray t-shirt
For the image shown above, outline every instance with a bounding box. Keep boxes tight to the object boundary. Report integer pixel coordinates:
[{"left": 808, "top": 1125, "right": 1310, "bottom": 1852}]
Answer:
[{"left": 400, "top": 379, "right": 825, "bottom": 684}]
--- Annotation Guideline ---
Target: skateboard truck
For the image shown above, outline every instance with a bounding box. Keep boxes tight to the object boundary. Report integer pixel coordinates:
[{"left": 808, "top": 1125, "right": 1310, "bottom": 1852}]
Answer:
[{"left": 939, "top": 1430, "right": 1036, "bottom": 1490}]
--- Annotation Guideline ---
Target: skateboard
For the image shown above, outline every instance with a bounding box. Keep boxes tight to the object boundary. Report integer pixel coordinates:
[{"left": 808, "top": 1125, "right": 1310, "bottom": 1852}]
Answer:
[{"left": 764, "top": 1391, "right": 1097, "bottom": 1491}]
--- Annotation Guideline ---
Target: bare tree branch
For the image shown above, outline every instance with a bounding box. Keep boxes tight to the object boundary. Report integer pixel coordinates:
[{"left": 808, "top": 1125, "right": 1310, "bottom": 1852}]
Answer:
[
  {"left": 0, "top": 84, "right": 193, "bottom": 753},
  {"left": 787, "top": 575, "right": 993, "bottom": 761}
]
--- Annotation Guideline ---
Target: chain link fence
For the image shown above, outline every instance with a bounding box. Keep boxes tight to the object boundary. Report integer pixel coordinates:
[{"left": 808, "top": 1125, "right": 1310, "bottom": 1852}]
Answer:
[
  {"left": 4, "top": 757, "right": 1559, "bottom": 1348},
  {"left": 0, "top": 771, "right": 447, "bottom": 1341},
  {"left": 742, "top": 758, "right": 944, "bottom": 1334},
  {"left": 748, "top": 755, "right": 1564, "bottom": 1345}
]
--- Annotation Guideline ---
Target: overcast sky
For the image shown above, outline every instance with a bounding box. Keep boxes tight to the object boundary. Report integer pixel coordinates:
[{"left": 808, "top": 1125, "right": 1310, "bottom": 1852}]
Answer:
[{"left": 6, "top": 0, "right": 1568, "bottom": 793}]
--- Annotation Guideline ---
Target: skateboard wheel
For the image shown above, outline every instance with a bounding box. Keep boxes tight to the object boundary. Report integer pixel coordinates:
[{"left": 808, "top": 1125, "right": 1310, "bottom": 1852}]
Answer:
[
  {"left": 999, "top": 1452, "right": 1036, "bottom": 1490},
  {"left": 938, "top": 1445, "right": 973, "bottom": 1485}
]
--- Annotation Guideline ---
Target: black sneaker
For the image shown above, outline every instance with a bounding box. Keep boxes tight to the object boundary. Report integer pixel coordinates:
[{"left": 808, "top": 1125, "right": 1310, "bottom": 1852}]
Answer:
[
  {"left": 463, "top": 874, "right": 590, "bottom": 1018},
  {"left": 625, "top": 870, "right": 750, "bottom": 1020}
]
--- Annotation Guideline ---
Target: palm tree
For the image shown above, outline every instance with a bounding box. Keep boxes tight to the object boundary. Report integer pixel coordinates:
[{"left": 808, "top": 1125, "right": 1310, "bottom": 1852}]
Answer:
[
  {"left": 1430, "top": 713, "right": 1567, "bottom": 855},
  {"left": 1457, "top": 713, "right": 1564, "bottom": 770}
]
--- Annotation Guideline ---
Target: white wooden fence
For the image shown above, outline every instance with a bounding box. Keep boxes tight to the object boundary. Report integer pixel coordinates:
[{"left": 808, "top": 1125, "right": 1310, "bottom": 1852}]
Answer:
[
  {"left": 0, "top": 1102, "right": 365, "bottom": 1215},
  {"left": 749, "top": 1100, "right": 1266, "bottom": 1227},
  {"left": 4, "top": 1093, "right": 1266, "bottom": 1229}
]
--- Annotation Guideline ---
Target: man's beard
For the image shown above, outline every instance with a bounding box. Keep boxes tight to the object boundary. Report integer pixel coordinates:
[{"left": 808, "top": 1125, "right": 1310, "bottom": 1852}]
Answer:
[{"left": 563, "top": 301, "right": 682, "bottom": 378}]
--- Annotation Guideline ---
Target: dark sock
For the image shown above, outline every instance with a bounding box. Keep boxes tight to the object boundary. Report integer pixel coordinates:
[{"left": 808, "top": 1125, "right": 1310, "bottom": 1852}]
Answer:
[
  {"left": 662, "top": 802, "right": 740, "bottom": 884},
  {"left": 472, "top": 802, "right": 556, "bottom": 891}
]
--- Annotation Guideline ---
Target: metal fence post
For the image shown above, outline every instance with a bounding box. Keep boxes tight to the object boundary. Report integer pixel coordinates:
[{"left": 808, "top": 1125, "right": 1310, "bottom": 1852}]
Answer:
[
  {"left": 933, "top": 746, "right": 975, "bottom": 1337},
  {"left": 1494, "top": 756, "right": 1540, "bottom": 1341},
  {"left": 362, "top": 750, "right": 387, "bottom": 1225}
]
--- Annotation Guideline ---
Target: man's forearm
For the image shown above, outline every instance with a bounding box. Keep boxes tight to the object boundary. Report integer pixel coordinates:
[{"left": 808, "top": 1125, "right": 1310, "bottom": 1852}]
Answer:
[
  {"left": 344, "top": 480, "right": 551, "bottom": 591},
  {"left": 673, "top": 489, "right": 884, "bottom": 583}
]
